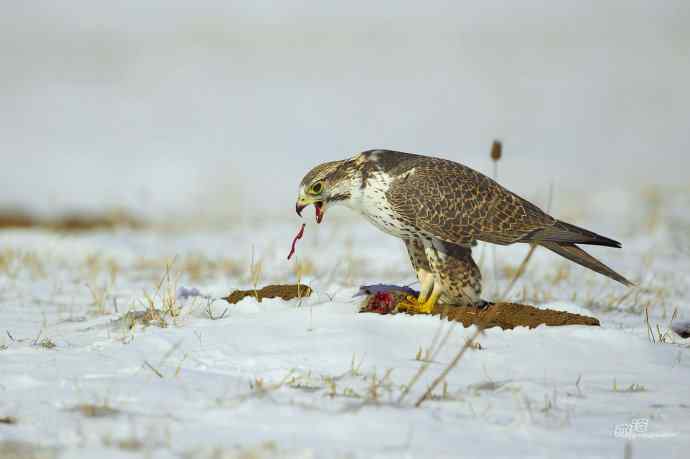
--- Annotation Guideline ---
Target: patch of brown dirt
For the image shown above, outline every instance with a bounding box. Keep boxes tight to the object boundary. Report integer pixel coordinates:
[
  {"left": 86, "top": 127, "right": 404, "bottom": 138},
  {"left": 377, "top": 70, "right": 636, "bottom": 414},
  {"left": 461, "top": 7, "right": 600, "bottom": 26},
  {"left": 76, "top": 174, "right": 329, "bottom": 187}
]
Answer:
[
  {"left": 222, "top": 283, "right": 598, "bottom": 330},
  {"left": 359, "top": 290, "right": 599, "bottom": 330},
  {"left": 0, "top": 210, "right": 35, "bottom": 229},
  {"left": 432, "top": 302, "right": 599, "bottom": 330},
  {"left": 0, "top": 208, "right": 143, "bottom": 231},
  {"left": 73, "top": 404, "right": 120, "bottom": 418},
  {"left": 224, "top": 284, "right": 312, "bottom": 304},
  {"left": 0, "top": 416, "right": 17, "bottom": 425}
]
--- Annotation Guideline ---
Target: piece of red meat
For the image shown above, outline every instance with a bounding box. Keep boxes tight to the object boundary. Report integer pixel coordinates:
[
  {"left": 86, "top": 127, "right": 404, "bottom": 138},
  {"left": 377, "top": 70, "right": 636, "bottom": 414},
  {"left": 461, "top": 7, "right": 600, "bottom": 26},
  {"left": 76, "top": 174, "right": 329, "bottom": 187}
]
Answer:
[{"left": 363, "top": 291, "right": 397, "bottom": 314}]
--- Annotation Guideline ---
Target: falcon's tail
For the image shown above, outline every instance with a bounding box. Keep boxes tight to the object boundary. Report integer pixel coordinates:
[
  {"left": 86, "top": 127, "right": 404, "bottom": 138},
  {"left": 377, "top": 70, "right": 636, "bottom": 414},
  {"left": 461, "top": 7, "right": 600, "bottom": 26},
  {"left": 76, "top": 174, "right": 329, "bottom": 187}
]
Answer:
[
  {"left": 529, "top": 220, "right": 622, "bottom": 248},
  {"left": 539, "top": 241, "right": 634, "bottom": 287}
]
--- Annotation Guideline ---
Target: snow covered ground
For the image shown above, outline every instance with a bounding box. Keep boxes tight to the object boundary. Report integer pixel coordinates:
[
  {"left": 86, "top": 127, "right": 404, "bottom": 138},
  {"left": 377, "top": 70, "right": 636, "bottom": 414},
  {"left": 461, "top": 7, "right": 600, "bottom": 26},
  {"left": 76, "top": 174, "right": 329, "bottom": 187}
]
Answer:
[
  {"left": 2, "top": 2, "right": 689, "bottom": 457},
  {"left": 1, "top": 188, "right": 689, "bottom": 459}
]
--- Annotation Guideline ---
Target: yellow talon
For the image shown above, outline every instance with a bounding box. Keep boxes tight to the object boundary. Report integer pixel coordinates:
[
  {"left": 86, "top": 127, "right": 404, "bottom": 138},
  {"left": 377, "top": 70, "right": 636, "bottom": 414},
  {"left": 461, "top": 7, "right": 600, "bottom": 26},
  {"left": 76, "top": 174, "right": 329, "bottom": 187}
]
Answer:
[
  {"left": 396, "top": 295, "right": 418, "bottom": 312},
  {"left": 417, "top": 298, "right": 436, "bottom": 314},
  {"left": 396, "top": 293, "right": 439, "bottom": 315}
]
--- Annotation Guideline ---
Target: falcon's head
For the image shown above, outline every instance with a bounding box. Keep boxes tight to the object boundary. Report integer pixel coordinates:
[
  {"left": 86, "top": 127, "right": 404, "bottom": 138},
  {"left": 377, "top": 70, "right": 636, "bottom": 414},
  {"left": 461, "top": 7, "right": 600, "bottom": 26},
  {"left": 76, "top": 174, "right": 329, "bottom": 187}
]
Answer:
[{"left": 296, "top": 159, "right": 358, "bottom": 224}]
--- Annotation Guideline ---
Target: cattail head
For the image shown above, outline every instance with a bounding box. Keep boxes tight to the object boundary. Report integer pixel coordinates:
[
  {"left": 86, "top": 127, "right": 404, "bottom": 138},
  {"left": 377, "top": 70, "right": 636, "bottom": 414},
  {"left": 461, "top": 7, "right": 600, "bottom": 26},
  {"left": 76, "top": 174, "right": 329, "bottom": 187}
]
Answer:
[{"left": 490, "top": 140, "right": 503, "bottom": 162}]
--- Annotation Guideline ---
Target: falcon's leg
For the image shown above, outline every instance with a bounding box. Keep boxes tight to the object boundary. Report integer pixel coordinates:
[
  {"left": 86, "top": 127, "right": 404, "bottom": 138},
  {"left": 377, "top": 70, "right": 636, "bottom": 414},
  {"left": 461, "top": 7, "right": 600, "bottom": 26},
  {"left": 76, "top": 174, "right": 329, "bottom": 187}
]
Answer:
[
  {"left": 416, "top": 270, "right": 435, "bottom": 303},
  {"left": 431, "top": 240, "right": 483, "bottom": 307},
  {"left": 402, "top": 238, "right": 434, "bottom": 300},
  {"left": 398, "top": 239, "right": 437, "bottom": 314},
  {"left": 399, "top": 239, "right": 483, "bottom": 313}
]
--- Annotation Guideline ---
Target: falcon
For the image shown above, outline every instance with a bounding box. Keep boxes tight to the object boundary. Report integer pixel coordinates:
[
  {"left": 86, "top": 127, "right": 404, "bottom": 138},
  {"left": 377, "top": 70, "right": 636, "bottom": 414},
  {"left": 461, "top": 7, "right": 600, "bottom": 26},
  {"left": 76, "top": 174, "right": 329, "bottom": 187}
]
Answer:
[{"left": 295, "top": 150, "right": 632, "bottom": 314}]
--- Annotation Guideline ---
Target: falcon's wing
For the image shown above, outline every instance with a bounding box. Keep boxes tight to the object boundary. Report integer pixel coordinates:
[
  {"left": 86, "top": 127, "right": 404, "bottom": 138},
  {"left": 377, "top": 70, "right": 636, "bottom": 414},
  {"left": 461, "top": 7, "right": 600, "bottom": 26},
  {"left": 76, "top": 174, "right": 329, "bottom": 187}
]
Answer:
[{"left": 385, "top": 156, "right": 556, "bottom": 246}]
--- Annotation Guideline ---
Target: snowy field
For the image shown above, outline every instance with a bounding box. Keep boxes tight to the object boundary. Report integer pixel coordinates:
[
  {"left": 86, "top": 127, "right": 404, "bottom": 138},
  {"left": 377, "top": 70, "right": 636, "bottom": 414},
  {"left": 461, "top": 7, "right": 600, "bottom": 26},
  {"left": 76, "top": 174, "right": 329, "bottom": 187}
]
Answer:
[
  {"left": 1, "top": 187, "right": 689, "bottom": 459},
  {"left": 2, "top": 3, "right": 690, "bottom": 457}
]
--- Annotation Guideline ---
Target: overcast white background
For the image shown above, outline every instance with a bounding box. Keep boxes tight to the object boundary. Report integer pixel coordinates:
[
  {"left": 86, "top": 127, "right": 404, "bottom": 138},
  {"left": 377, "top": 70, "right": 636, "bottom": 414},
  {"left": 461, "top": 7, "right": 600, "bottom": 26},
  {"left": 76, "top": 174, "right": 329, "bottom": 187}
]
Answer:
[{"left": 1, "top": 0, "right": 688, "bottom": 219}]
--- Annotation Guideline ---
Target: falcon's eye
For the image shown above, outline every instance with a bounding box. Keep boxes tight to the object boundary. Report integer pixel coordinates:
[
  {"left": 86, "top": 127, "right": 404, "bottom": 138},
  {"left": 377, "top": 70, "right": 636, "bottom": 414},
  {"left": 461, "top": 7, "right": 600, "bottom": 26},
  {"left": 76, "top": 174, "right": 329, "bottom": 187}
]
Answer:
[{"left": 309, "top": 182, "right": 323, "bottom": 194}]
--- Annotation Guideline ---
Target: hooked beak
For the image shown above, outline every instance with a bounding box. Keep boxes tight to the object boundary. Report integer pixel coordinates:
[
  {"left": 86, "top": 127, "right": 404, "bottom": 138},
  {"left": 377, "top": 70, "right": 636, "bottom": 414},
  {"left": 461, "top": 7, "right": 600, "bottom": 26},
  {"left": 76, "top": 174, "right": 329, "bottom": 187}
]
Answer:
[
  {"left": 296, "top": 202, "right": 307, "bottom": 217},
  {"left": 296, "top": 195, "right": 325, "bottom": 224}
]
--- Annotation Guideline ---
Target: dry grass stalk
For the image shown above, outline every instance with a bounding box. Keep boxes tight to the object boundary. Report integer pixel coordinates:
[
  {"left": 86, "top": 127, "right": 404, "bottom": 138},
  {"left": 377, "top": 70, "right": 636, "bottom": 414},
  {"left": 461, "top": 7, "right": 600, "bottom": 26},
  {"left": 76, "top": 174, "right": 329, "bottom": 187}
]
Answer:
[
  {"left": 415, "top": 326, "right": 483, "bottom": 407},
  {"left": 0, "top": 440, "right": 57, "bottom": 459},
  {"left": 490, "top": 140, "right": 502, "bottom": 176},
  {"left": 204, "top": 299, "right": 228, "bottom": 320},
  {"left": 87, "top": 283, "right": 110, "bottom": 315},
  {"left": 249, "top": 245, "right": 263, "bottom": 301},
  {"left": 645, "top": 305, "right": 656, "bottom": 344},
  {"left": 646, "top": 306, "right": 680, "bottom": 344},
  {"left": 490, "top": 140, "right": 502, "bottom": 296},
  {"left": 37, "top": 338, "right": 56, "bottom": 349},
  {"left": 500, "top": 244, "right": 538, "bottom": 299},
  {"left": 75, "top": 404, "right": 119, "bottom": 418},
  {"left": 143, "top": 361, "right": 164, "bottom": 378},
  {"left": 137, "top": 258, "right": 182, "bottom": 325},
  {"left": 398, "top": 315, "right": 457, "bottom": 404},
  {"left": 498, "top": 182, "right": 554, "bottom": 301}
]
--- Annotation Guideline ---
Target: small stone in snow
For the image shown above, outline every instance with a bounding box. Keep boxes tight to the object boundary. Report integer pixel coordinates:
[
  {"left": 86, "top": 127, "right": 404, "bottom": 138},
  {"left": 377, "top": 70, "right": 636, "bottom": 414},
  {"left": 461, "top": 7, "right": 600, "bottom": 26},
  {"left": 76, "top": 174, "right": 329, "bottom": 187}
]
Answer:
[
  {"left": 671, "top": 321, "right": 690, "bottom": 339},
  {"left": 177, "top": 286, "right": 201, "bottom": 300}
]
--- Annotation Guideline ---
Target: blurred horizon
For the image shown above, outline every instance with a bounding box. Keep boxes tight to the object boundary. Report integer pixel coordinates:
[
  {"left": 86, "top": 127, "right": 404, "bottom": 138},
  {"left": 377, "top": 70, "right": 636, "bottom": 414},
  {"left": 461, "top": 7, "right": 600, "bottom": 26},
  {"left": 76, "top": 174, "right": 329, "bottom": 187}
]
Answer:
[{"left": 2, "top": 1, "right": 689, "bottom": 221}]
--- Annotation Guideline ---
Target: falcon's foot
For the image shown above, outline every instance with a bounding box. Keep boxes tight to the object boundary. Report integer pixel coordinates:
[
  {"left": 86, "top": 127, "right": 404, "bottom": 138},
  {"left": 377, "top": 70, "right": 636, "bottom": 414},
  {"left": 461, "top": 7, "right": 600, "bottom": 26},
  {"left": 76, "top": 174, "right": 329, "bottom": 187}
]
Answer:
[{"left": 396, "top": 295, "right": 437, "bottom": 315}]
